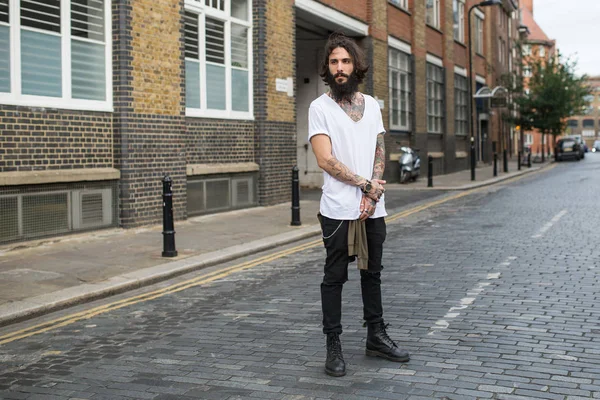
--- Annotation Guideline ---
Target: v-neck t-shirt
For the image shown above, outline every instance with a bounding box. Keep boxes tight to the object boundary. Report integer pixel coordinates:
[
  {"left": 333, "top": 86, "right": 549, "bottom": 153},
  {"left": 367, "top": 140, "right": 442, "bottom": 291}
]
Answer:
[{"left": 308, "top": 93, "right": 387, "bottom": 220}]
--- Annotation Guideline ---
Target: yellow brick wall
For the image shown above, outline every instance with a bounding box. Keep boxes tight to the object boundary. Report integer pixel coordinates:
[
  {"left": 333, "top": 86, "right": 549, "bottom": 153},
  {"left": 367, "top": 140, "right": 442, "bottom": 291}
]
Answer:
[
  {"left": 131, "top": 0, "right": 183, "bottom": 116},
  {"left": 266, "top": 0, "right": 295, "bottom": 123}
]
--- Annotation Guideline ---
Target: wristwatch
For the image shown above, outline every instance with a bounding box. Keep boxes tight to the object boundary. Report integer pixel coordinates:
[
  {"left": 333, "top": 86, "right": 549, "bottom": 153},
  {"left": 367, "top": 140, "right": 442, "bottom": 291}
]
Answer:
[{"left": 362, "top": 180, "right": 372, "bottom": 194}]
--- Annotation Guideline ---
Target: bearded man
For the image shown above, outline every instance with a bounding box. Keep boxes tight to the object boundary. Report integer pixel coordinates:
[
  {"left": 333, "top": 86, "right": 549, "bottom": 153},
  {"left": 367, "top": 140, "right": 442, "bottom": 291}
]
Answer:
[{"left": 308, "top": 33, "right": 410, "bottom": 377}]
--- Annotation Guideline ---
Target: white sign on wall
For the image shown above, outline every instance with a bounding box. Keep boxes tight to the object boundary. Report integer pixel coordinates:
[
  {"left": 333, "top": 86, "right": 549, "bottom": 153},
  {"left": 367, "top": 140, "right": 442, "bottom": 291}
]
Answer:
[{"left": 276, "top": 77, "right": 294, "bottom": 97}]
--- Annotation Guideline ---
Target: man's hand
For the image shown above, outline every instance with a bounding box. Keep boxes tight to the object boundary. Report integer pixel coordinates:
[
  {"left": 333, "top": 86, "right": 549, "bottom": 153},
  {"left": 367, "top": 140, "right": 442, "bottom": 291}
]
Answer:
[
  {"left": 363, "top": 178, "right": 386, "bottom": 202},
  {"left": 359, "top": 195, "right": 377, "bottom": 221}
]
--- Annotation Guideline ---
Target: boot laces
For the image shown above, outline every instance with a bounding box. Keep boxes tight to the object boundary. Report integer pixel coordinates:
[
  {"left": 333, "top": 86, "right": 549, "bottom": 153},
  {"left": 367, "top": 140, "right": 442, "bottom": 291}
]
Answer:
[
  {"left": 328, "top": 334, "right": 343, "bottom": 359},
  {"left": 378, "top": 323, "right": 397, "bottom": 348}
]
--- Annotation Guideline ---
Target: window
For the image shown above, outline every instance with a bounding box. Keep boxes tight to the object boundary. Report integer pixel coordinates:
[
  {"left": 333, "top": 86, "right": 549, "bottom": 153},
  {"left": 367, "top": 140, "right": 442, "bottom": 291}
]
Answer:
[
  {"left": 522, "top": 44, "right": 531, "bottom": 56},
  {"left": 453, "top": 0, "right": 465, "bottom": 42},
  {"left": 185, "top": 0, "right": 252, "bottom": 119},
  {"left": 427, "top": 63, "right": 444, "bottom": 134},
  {"left": 525, "top": 133, "right": 533, "bottom": 146},
  {"left": 583, "top": 119, "right": 594, "bottom": 128},
  {"left": 538, "top": 46, "right": 545, "bottom": 57},
  {"left": 389, "top": 0, "right": 408, "bottom": 9},
  {"left": 523, "top": 67, "right": 532, "bottom": 78},
  {"left": 389, "top": 48, "right": 412, "bottom": 131},
  {"left": 426, "top": 0, "right": 440, "bottom": 29},
  {"left": 454, "top": 74, "right": 468, "bottom": 136},
  {"left": 0, "top": 0, "right": 111, "bottom": 110},
  {"left": 567, "top": 119, "right": 578, "bottom": 127},
  {"left": 474, "top": 15, "right": 484, "bottom": 54}
]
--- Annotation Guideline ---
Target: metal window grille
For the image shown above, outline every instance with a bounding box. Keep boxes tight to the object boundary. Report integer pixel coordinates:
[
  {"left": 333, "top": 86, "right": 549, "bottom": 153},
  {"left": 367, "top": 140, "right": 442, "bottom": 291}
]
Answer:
[{"left": 0, "top": 181, "right": 117, "bottom": 245}]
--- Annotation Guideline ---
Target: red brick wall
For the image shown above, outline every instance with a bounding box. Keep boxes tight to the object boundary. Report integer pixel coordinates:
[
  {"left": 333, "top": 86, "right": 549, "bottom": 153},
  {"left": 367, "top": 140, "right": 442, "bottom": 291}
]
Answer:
[
  {"left": 454, "top": 42, "right": 467, "bottom": 69},
  {"left": 316, "top": 0, "right": 367, "bottom": 22},
  {"left": 426, "top": 27, "right": 443, "bottom": 58},
  {"left": 387, "top": 4, "right": 411, "bottom": 43}
]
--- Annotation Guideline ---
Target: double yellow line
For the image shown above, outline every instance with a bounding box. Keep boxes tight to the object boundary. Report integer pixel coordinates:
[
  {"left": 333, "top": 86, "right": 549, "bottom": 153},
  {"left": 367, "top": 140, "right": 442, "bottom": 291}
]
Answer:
[{"left": 0, "top": 166, "right": 551, "bottom": 345}]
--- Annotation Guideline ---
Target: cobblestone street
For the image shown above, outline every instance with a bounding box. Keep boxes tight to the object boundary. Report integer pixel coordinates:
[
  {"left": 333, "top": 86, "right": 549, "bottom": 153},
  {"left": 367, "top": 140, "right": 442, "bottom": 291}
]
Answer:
[{"left": 1, "top": 157, "right": 599, "bottom": 400}]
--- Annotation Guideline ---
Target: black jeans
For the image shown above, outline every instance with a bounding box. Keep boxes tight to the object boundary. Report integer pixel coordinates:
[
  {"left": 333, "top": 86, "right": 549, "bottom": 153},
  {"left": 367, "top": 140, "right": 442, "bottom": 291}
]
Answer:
[{"left": 319, "top": 214, "right": 387, "bottom": 335}]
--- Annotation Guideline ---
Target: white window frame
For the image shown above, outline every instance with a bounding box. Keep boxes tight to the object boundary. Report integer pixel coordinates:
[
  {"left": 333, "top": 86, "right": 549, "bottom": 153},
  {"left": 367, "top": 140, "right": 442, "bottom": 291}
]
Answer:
[
  {"left": 185, "top": 0, "right": 253, "bottom": 120},
  {"left": 389, "top": 0, "right": 408, "bottom": 10},
  {"left": 538, "top": 46, "right": 545, "bottom": 57},
  {"left": 454, "top": 73, "right": 468, "bottom": 136},
  {"left": 426, "top": 62, "right": 444, "bottom": 134},
  {"left": 0, "top": 0, "right": 112, "bottom": 112},
  {"left": 426, "top": 0, "right": 441, "bottom": 29},
  {"left": 453, "top": 0, "right": 465, "bottom": 43},
  {"left": 522, "top": 44, "right": 531, "bottom": 56},
  {"left": 388, "top": 41, "right": 412, "bottom": 131},
  {"left": 474, "top": 14, "right": 484, "bottom": 55},
  {"left": 525, "top": 133, "right": 533, "bottom": 146}
]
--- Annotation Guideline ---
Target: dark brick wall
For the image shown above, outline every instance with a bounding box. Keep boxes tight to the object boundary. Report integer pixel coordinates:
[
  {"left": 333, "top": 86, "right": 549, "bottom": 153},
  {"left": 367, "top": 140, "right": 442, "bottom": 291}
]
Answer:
[
  {"left": 186, "top": 119, "right": 255, "bottom": 164},
  {"left": 0, "top": 106, "right": 113, "bottom": 172}
]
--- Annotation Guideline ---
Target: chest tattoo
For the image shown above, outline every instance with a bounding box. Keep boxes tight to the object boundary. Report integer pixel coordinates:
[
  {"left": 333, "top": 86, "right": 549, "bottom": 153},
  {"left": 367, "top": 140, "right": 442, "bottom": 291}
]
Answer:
[{"left": 335, "top": 93, "right": 365, "bottom": 122}]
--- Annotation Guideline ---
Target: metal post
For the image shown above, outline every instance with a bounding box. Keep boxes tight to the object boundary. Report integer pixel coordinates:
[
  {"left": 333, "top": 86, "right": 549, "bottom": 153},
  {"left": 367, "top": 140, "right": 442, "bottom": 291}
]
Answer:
[
  {"left": 427, "top": 156, "right": 433, "bottom": 188},
  {"left": 162, "top": 176, "right": 177, "bottom": 258},
  {"left": 503, "top": 149, "right": 508, "bottom": 173},
  {"left": 470, "top": 137, "right": 476, "bottom": 181},
  {"left": 493, "top": 153, "right": 497, "bottom": 177},
  {"left": 518, "top": 151, "right": 522, "bottom": 171},
  {"left": 291, "top": 166, "right": 301, "bottom": 226},
  {"left": 527, "top": 151, "right": 532, "bottom": 168}
]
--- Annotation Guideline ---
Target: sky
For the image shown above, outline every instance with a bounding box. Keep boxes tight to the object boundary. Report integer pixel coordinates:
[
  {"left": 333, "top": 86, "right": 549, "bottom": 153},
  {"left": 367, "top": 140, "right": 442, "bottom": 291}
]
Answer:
[{"left": 533, "top": 0, "right": 600, "bottom": 77}]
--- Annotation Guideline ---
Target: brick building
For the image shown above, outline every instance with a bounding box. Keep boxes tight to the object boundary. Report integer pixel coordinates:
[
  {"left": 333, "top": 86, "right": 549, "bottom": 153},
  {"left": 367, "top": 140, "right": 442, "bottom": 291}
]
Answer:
[
  {"left": 519, "top": 0, "right": 556, "bottom": 157},
  {"left": 565, "top": 76, "right": 600, "bottom": 147},
  {"left": 0, "top": 0, "right": 520, "bottom": 245}
]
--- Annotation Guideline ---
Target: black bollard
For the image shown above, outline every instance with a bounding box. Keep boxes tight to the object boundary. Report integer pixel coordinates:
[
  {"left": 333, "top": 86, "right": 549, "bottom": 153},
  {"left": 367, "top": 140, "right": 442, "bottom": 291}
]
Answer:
[
  {"left": 291, "top": 166, "right": 301, "bottom": 226},
  {"left": 493, "top": 153, "right": 498, "bottom": 177},
  {"left": 503, "top": 149, "right": 508, "bottom": 173},
  {"left": 162, "top": 175, "right": 177, "bottom": 257},
  {"left": 427, "top": 155, "right": 433, "bottom": 188},
  {"left": 470, "top": 138, "right": 476, "bottom": 181},
  {"left": 527, "top": 152, "right": 532, "bottom": 168},
  {"left": 518, "top": 151, "right": 522, "bottom": 171}
]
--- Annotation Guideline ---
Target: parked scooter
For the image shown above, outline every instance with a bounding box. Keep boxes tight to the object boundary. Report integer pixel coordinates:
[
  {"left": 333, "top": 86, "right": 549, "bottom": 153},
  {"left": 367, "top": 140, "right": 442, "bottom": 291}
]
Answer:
[{"left": 398, "top": 146, "right": 421, "bottom": 184}]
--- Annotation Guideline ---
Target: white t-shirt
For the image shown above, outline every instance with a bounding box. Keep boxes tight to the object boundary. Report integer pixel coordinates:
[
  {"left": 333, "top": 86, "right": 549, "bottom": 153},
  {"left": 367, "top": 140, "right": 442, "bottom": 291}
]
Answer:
[{"left": 308, "top": 93, "right": 387, "bottom": 220}]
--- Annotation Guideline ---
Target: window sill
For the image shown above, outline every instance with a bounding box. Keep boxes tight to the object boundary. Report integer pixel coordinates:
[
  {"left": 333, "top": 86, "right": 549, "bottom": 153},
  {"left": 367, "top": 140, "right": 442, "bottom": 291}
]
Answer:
[
  {"left": 388, "top": 1, "right": 411, "bottom": 16},
  {"left": 0, "top": 95, "right": 113, "bottom": 113},
  {"left": 186, "top": 108, "right": 255, "bottom": 120},
  {"left": 389, "top": 128, "right": 411, "bottom": 135},
  {"left": 426, "top": 24, "right": 443, "bottom": 35},
  {"left": 476, "top": 52, "right": 485, "bottom": 58},
  {"left": 454, "top": 40, "right": 467, "bottom": 49}
]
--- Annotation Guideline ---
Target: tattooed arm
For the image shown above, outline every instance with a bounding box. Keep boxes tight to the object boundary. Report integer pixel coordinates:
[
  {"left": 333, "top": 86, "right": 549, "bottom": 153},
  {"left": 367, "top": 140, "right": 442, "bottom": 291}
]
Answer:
[
  {"left": 310, "top": 134, "right": 384, "bottom": 201},
  {"left": 360, "top": 133, "right": 386, "bottom": 220},
  {"left": 372, "top": 133, "right": 385, "bottom": 180}
]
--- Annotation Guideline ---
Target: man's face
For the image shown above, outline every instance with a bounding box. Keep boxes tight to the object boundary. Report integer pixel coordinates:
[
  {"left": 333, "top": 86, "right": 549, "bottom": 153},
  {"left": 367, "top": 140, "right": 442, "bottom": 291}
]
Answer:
[{"left": 328, "top": 47, "right": 354, "bottom": 85}]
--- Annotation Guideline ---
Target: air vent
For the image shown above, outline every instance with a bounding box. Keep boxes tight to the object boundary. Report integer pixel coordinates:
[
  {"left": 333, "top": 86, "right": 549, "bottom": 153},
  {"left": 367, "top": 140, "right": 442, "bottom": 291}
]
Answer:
[
  {"left": 232, "top": 178, "right": 251, "bottom": 206},
  {"left": 72, "top": 188, "right": 112, "bottom": 229}
]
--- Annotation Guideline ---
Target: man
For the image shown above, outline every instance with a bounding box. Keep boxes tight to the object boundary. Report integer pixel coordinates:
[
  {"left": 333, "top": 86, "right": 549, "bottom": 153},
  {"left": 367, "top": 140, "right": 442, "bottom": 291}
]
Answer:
[{"left": 309, "top": 33, "right": 410, "bottom": 377}]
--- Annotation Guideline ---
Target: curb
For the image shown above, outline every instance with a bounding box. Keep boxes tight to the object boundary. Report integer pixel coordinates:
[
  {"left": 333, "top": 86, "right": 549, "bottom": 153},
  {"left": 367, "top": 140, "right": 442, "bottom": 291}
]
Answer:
[{"left": 0, "top": 225, "right": 322, "bottom": 328}]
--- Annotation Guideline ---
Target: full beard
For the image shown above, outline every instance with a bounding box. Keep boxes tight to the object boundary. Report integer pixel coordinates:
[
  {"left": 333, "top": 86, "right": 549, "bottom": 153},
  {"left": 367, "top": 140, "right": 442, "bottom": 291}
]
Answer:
[{"left": 326, "top": 72, "right": 360, "bottom": 104}]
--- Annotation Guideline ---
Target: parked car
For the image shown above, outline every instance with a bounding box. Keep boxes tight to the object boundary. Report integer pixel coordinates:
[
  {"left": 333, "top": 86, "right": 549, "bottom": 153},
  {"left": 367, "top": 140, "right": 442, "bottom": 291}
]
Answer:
[
  {"left": 555, "top": 138, "right": 581, "bottom": 161},
  {"left": 592, "top": 140, "right": 600, "bottom": 153},
  {"left": 563, "top": 135, "right": 585, "bottom": 159}
]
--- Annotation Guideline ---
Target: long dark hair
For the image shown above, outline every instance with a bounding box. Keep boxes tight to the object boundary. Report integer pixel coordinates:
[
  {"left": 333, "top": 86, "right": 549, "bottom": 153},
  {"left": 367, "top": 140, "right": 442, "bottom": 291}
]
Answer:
[{"left": 319, "top": 32, "right": 369, "bottom": 84}]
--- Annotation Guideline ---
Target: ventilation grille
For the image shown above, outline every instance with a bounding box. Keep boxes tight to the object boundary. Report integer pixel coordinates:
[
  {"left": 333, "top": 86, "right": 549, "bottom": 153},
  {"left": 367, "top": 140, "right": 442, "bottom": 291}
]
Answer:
[{"left": 187, "top": 174, "right": 257, "bottom": 217}]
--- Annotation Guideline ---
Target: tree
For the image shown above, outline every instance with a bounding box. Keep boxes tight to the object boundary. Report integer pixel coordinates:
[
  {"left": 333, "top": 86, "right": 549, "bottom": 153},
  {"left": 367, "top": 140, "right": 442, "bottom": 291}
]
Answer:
[{"left": 502, "top": 51, "right": 591, "bottom": 162}]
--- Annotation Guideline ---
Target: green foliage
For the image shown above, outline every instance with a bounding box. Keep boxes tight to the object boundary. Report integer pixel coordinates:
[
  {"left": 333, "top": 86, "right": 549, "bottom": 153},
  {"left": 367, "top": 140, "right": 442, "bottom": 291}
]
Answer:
[{"left": 502, "top": 51, "right": 591, "bottom": 139}]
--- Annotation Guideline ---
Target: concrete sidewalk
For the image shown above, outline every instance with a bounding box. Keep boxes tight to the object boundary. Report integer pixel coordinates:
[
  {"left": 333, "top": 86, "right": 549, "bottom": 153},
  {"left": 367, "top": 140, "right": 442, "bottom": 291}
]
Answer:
[{"left": 0, "top": 160, "right": 551, "bottom": 327}]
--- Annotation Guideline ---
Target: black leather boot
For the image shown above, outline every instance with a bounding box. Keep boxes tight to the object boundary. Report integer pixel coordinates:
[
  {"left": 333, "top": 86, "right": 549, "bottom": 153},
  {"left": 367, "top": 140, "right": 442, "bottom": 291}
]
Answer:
[
  {"left": 366, "top": 321, "right": 410, "bottom": 362},
  {"left": 325, "top": 333, "right": 346, "bottom": 377}
]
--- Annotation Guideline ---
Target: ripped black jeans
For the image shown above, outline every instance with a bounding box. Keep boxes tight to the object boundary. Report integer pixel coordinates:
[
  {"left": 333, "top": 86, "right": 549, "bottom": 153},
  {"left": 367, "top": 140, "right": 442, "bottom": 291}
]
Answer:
[{"left": 319, "top": 214, "right": 387, "bottom": 335}]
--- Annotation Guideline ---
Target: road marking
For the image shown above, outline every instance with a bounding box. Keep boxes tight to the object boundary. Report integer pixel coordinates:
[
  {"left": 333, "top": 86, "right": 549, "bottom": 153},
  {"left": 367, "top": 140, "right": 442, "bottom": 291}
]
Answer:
[
  {"left": 531, "top": 209, "right": 567, "bottom": 238},
  {"left": 428, "top": 256, "right": 515, "bottom": 335},
  {"left": 0, "top": 167, "right": 551, "bottom": 345}
]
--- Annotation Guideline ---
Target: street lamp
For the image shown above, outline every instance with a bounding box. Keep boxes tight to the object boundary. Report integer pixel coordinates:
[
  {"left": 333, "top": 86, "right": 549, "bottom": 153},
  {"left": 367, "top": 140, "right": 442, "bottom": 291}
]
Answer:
[{"left": 467, "top": 0, "right": 502, "bottom": 181}]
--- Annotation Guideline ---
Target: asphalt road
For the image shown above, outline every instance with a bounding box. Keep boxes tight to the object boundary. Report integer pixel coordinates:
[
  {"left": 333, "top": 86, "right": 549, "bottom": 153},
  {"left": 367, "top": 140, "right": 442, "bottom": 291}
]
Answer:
[{"left": 1, "top": 154, "right": 599, "bottom": 400}]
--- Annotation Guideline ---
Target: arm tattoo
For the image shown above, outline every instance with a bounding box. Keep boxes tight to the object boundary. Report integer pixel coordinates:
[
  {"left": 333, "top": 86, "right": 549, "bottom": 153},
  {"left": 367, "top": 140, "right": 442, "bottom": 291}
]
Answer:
[
  {"left": 324, "top": 157, "right": 365, "bottom": 187},
  {"left": 372, "top": 133, "right": 385, "bottom": 180}
]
